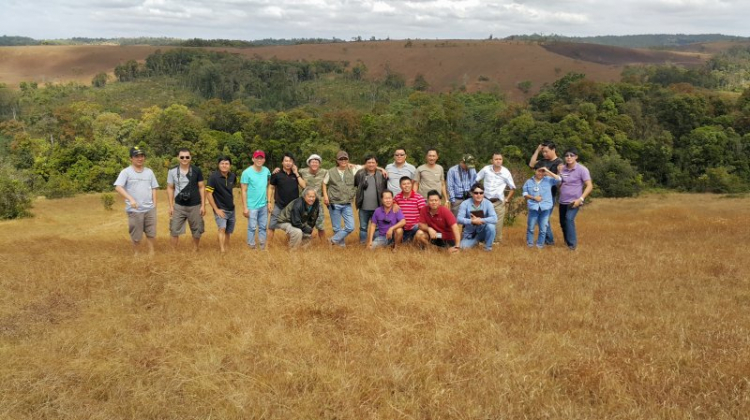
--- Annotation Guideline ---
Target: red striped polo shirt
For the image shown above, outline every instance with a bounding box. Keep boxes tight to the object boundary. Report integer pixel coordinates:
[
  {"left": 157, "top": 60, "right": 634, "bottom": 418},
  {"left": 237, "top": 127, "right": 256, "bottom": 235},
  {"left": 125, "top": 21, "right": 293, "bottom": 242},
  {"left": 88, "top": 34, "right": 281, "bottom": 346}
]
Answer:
[{"left": 394, "top": 191, "right": 426, "bottom": 230}]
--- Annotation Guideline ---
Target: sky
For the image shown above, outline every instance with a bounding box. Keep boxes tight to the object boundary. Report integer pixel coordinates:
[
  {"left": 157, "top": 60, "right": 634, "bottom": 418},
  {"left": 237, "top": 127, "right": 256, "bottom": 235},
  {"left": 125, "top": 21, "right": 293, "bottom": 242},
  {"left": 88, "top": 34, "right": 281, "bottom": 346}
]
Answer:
[{"left": 2, "top": 0, "right": 748, "bottom": 40}]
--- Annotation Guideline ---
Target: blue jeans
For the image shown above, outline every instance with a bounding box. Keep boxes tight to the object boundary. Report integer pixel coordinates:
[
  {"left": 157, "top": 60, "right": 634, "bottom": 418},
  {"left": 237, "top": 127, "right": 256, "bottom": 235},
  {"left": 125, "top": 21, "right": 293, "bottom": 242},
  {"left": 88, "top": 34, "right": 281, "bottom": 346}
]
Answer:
[
  {"left": 460, "top": 223, "right": 496, "bottom": 251},
  {"left": 247, "top": 207, "right": 268, "bottom": 249},
  {"left": 358, "top": 209, "right": 376, "bottom": 243},
  {"left": 559, "top": 204, "right": 580, "bottom": 249},
  {"left": 329, "top": 203, "right": 354, "bottom": 246},
  {"left": 527, "top": 208, "right": 552, "bottom": 248}
]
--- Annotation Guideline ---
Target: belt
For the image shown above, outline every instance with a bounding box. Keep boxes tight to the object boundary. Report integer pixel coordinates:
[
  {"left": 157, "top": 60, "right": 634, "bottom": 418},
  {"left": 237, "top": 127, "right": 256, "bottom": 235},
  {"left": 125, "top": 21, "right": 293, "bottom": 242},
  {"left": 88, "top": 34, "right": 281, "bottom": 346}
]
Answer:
[{"left": 489, "top": 198, "right": 502, "bottom": 203}]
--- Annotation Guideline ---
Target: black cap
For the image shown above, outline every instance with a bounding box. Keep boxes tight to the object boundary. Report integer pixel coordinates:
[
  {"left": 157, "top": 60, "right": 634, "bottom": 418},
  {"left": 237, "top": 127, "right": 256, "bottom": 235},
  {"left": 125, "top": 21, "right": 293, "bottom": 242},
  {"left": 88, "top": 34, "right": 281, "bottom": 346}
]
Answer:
[{"left": 130, "top": 146, "right": 146, "bottom": 158}]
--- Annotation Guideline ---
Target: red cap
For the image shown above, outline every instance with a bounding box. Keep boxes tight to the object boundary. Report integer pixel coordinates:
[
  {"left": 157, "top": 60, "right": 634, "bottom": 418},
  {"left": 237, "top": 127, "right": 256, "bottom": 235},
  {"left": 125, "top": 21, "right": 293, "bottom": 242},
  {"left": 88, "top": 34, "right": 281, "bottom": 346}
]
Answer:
[{"left": 253, "top": 150, "right": 265, "bottom": 159}]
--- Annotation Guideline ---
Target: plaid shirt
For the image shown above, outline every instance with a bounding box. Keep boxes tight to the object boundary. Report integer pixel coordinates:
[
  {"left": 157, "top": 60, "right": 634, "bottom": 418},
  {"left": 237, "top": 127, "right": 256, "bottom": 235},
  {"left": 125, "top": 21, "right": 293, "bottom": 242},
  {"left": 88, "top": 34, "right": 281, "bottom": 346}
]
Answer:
[{"left": 446, "top": 164, "right": 477, "bottom": 202}]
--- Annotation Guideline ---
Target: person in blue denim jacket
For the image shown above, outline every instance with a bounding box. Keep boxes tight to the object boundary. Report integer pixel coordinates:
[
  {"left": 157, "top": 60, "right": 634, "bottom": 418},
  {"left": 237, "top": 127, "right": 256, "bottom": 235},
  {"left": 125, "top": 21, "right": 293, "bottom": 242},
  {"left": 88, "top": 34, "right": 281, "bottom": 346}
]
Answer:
[{"left": 522, "top": 165, "right": 561, "bottom": 248}]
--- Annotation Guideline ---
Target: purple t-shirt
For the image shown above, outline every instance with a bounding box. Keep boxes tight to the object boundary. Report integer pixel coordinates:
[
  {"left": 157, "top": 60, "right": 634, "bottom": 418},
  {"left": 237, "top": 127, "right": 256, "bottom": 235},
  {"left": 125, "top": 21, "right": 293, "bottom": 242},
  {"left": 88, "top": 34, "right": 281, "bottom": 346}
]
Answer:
[
  {"left": 371, "top": 206, "right": 405, "bottom": 236},
  {"left": 559, "top": 163, "right": 591, "bottom": 204}
]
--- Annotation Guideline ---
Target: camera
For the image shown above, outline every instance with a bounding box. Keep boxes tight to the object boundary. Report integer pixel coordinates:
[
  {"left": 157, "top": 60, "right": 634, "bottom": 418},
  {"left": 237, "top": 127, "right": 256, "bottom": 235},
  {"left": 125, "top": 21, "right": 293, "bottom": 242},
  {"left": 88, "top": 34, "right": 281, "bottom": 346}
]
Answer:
[{"left": 177, "top": 190, "right": 192, "bottom": 204}]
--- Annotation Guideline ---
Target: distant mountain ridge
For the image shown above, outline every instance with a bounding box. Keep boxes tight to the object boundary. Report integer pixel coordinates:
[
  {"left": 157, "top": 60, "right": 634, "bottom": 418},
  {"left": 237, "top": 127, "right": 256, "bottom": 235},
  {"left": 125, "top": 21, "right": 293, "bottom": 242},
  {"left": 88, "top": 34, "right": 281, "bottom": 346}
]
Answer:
[{"left": 504, "top": 33, "right": 750, "bottom": 48}]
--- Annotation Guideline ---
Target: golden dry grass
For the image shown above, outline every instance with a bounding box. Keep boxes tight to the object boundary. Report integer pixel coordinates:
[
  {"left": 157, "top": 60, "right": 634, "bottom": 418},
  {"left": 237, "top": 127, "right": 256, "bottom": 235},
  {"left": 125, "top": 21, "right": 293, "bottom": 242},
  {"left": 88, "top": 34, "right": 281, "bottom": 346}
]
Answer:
[{"left": 1, "top": 192, "right": 749, "bottom": 419}]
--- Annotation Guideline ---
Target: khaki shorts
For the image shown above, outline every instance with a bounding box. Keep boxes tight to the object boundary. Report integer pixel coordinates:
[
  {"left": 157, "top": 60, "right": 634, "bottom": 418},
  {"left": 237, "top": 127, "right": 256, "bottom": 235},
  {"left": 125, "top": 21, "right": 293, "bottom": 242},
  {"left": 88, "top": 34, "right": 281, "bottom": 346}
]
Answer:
[
  {"left": 170, "top": 204, "right": 204, "bottom": 238},
  {"left": 128, "top": 208, "right": 157, "bottom": 242}
]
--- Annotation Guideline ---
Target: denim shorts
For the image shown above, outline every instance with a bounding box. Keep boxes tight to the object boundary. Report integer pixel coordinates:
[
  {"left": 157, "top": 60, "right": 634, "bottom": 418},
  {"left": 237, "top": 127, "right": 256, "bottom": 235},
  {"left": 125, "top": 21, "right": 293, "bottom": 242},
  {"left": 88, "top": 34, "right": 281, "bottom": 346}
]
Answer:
[{"left": 214, "top": 210, "right": 236, "bottom": 234}]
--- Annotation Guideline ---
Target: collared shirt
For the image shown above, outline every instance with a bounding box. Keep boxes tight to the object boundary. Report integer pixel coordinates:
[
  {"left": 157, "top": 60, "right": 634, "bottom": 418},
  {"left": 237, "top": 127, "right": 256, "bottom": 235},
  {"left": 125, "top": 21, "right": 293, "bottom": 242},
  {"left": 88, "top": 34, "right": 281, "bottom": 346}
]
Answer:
[
  {"left": 270, "top": 170, "right": 300, "bottom": 208},
  {"left": 559, "top": 163, "right": 591, "bottom": 205},
  {"left": 385, "top": 162, "right": 416, "bottom": 194},
  {"left": 419, "top": 206, "right": 457, "bottom": 241},
  {"left": 476, "top": 165, "right": 516, "bottom": 201},
  {"left": 447, "top": 164, "right": 477, "bottom": 202},
  {"left": 523, "top": 176, "right": 561, "bottom": 211},
  {"left": 456, "top": 198, "right": 498, "bottom": 236},
  {"left": 206, "top": 171, "right": 236, "bottom": 211},
  {"left": 393, "top": 191, "right": 426, "bottom": 230},
  {"left": 371, "top": 206, "right": 405, "bottom": 236}
]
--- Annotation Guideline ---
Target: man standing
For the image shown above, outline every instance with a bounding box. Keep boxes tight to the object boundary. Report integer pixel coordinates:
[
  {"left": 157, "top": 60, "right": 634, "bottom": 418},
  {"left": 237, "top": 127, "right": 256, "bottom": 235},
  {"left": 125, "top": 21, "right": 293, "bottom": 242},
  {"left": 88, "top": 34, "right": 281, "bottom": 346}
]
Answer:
[
  {"left": 528, "top": 142, "right": 564, "bottom": 245},
  {"left": 366, "top": 190, "right": 405, "bottom": 250},
  {"left": 298, "top": 154, "right": 328, "bottom": 241},
  {"left": 276, "top": 187, "right": 320, "bottom": 249},
  {"left": 414, "top": 148, "right": 448, "bottom": 206},
  {"left": 446, "top": 154, "right": 477, "bottom": 217},
  {"left": 322, "top": 151, "right": 357, "bottom": 247},
  {"left": 206, "top": 156, "right": 236, "bottom": 253},
  {"left": 476, "top": 153, "right": 516, "bottom": 244},
  {"left": 241, "top": 150, "right": 271, "bottom": 250},
  {"left": 267, "top": 153, "right": 306, "bottom": 245},
  {"left": 393, "top": 177, "right": 427, "bottom": 243},
  {"left": 415, "top": 190, "right": 461, "bottom": 253},
  {"left": 114, "top": 146, "right": 159, "bottom": 255},
  {"left": 385, "top": 147, "right": 416, "bottom": 195},
  {"left": 166, "top": 148, "right": 205, "bottom": 251},
  {"left": 354, "top": 154, "right": 388, "bottom": 244},
  {"left": 456, "top": 183, "right": 498, "bottom": 251},
  {"left": 558, "top": 148, "right": 593, "bottom": 250}
]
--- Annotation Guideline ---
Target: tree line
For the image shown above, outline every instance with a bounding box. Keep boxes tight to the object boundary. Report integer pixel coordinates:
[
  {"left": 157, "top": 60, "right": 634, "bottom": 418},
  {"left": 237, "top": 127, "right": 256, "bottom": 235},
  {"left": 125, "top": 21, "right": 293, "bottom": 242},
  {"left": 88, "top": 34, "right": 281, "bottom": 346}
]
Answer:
[{"left": 1, "top": 49, "right": 750, "bottom": 219}]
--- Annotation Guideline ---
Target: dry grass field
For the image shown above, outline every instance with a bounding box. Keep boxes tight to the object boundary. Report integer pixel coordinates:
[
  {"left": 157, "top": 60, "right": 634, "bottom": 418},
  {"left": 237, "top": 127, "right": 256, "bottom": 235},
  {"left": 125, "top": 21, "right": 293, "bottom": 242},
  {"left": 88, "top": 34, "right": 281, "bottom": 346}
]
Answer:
[
  {"left": 1, "top": 192, "right": 748, "bottom": 419},
  {"left": 0, "top": 40, "right": 714, "bottom": 100}
]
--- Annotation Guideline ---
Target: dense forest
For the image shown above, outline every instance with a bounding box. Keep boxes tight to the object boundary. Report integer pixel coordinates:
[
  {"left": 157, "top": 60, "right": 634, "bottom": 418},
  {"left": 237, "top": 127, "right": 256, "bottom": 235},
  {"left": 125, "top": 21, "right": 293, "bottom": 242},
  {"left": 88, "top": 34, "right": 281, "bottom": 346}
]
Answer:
[{"left": 1, "top": 45, "right": 750, "bottom": 219}]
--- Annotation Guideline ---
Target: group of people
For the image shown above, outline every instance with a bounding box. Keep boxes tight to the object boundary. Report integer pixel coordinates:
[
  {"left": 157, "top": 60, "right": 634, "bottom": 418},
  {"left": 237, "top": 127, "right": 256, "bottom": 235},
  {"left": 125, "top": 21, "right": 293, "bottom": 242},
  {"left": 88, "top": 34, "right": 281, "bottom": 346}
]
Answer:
[{"left": 113, "top": 143, "right": 592, "bottom": 255}]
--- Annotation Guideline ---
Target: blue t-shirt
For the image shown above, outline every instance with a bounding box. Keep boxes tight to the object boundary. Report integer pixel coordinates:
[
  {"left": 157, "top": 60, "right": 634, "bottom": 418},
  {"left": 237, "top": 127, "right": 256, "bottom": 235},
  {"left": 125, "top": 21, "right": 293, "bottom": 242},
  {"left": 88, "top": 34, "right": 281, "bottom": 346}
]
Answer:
[
  {"left": 371, "top": 206, "right": 405, "bottom": 237},
  {"left": 240, "top": 166, "right": 271, "bottom": 210}
]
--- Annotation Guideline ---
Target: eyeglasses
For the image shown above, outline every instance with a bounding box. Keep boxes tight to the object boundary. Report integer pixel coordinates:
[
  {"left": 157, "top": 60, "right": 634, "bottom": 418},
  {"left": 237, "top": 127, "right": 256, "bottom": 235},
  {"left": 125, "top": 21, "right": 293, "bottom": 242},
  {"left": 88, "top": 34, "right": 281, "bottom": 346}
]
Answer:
[
  {"left": 394, "top": 153, "right": 406, "bottom": 157},
  {"left": 179, "top": 156, "right": 191, "bottom": 160},
  {"left": 564, "top": 154, "right": 576, "bottom": 158},
  {"left": 337, "top": 157, "right": 349, "bottom": 161},
  {"left": 472, "top": 191, "right": 484, "bottom": 195}
]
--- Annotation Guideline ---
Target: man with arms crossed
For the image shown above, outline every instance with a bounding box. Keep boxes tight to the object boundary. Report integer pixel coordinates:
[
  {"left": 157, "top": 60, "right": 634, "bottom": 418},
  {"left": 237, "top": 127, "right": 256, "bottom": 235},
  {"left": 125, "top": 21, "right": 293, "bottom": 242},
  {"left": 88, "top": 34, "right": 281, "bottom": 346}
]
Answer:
[
  {"left": 415, "top": 190, "right": 461, "bottom": 253},
  {"left": 457, "top": 183, "right": 498, "bottom": 251},
  {"left": 528, "top": 142, "right": 564, "bottom": 245},
  {"left": 475, "top": 153, "right": 516, "bottom": 244},
  {"left": 241, "top": 150, "right": 271, "bottom": 250},
  {"left": 114, "top": 146, "right": 159, "bottom": 255},
  {"left": 267, "top": 153, "right": 306, "bottom": 246},
  {"left": 446, "top": 154, "right": 477, "bottom": 217},
  {"left": 414, "top": 148, "right": 449, "bottom": 206},
  {"left": 393, "top": 176, "right": 426, "bottom": 244},
  {"left": 206, "top": 156, "right": 236, "bottom": 253},
  {"left": 385, "top": 147, "right": 416, "bottom": 195},
  {"left": 166, "top": 148, "right": 206, "bottom": 251},
  {"left": 366, "top": 190, "right": 405, "bottom": 250}
]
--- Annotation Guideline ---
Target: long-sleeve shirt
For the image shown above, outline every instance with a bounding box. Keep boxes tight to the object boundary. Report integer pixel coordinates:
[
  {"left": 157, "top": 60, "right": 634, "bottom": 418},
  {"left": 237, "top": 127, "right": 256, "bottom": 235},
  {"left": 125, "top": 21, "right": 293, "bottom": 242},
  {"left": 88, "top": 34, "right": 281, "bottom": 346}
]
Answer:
[
  {"left": 476, "top": 165, "right": 515, "bottom": 201},
  {"left": 456, "top": 198, "right": 498, "bottom": 237},
  {"left": 446, "top": 165, "right": 477, "bottom": 202}
]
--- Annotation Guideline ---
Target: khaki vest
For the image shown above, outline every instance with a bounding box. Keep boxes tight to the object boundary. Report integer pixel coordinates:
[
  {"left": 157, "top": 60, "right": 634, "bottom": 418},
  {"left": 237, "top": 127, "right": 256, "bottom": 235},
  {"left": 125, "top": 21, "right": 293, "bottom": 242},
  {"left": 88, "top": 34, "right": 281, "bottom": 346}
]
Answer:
[{"left": 327, "top": 168, "right": 356, "bottom": 204}]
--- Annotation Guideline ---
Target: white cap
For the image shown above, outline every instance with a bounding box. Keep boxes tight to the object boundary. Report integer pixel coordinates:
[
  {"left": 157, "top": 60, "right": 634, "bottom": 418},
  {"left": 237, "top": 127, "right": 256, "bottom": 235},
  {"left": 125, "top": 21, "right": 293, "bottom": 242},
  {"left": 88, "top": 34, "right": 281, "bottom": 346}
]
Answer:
[{"left": 306, "top": 154, "right": 322, "bottom": 165}]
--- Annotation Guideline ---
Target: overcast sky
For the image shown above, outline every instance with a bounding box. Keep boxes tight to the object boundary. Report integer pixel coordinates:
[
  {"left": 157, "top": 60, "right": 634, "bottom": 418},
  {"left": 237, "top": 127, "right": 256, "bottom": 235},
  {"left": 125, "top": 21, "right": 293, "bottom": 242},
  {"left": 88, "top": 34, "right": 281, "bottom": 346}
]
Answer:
[{"left": 2, "top": 0, "right": 748, "bottom": 40}]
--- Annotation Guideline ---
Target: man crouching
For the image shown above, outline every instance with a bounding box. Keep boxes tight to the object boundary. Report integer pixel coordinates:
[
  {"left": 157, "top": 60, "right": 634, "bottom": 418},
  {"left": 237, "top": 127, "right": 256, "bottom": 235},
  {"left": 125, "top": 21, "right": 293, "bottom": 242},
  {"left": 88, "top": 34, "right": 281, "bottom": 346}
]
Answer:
[{"left": 276, "top": 187, "right": 320, "bottom": 249}]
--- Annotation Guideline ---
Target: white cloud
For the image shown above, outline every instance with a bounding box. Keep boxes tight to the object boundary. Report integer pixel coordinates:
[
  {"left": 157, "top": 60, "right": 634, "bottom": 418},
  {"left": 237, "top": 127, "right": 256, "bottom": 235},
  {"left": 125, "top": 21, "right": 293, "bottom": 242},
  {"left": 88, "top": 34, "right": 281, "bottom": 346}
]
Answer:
[{"left": 1, "top": 0, "right": 749, "bottom": 39}]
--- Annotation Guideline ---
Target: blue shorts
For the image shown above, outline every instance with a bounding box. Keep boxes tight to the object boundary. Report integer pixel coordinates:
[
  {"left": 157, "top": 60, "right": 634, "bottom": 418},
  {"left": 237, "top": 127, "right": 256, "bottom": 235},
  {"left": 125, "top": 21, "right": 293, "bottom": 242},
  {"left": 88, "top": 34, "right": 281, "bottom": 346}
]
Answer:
[
  {"left": 402, "top": 224, "right": 419, "bottom": 243},
  {"left": 214, "top": 210, "right": 236, "bottom": 234}
]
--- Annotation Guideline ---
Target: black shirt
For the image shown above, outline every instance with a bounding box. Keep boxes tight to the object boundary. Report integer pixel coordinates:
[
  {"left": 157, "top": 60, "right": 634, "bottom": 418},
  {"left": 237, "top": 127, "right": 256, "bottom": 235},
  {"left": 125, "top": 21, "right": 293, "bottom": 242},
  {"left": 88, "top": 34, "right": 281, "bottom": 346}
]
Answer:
[
  {"left": 206, "top": 171, "right": 236, "bottom": 211},
  {"left": 270, "top": 170, "right": 299, "bottom": 208},
  {"left": 539, "top": 157, "right": 563, "bottom": 196}
]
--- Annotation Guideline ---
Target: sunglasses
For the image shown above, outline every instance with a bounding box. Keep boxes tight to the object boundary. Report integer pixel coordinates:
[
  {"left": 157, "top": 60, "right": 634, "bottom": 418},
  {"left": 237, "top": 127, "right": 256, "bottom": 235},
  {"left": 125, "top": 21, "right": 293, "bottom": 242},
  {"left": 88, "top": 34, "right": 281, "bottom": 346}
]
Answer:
[
  {"left": 179, "top": 156, "right": 191, "bottom": 160},
  {"left": 472, "top": 191, "right": 484, "bottom": 195},
  {"left": 394, "top": 153, "right": 406, "bottom": 157},
  {"left": 337, "top": 157, "right": 349, "bottom": 161},
  {"left": 564, "top": 154, "right": 577, "bottom": 158}
]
